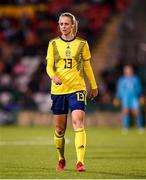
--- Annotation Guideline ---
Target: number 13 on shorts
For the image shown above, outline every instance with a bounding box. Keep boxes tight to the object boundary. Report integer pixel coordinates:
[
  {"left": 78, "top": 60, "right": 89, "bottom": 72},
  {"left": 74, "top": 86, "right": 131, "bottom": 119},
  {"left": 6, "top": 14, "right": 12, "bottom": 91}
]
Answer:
[{"left": 76, "top": 91, "right": 86, "bottom": 104}]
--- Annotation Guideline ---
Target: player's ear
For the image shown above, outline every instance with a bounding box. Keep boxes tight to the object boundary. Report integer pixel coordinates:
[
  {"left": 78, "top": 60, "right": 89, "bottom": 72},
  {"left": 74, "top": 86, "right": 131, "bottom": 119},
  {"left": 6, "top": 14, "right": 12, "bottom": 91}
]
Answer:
[
  {"left": 70, "top": 24, "right": 74, "bottom": 35},
  {"left": 71, "top": 23, "right": 74, "bottom": 29},
  {"left": 71, "top": 23, "right": 76, "bottom": 36}
]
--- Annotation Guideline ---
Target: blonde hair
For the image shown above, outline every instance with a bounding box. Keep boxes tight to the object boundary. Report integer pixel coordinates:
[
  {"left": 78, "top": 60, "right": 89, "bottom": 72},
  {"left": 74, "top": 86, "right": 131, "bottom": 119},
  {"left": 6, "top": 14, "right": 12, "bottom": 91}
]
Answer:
[{"left": 59, "top": 12, "right": 78, "bottom": 36}]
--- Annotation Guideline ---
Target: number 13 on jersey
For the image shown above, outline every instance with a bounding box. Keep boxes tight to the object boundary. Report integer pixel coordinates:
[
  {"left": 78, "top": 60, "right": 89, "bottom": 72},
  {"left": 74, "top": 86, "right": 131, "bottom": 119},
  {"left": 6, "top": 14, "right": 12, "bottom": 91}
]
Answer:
[{"left": 64, "top": 58, "right": 72, "bottom": 68}]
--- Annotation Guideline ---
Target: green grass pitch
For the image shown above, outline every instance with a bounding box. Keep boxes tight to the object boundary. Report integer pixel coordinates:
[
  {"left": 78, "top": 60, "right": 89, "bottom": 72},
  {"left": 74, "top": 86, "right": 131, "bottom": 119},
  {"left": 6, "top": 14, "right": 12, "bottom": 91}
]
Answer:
[{"left": 0, "top": 126, "right": 146, "bottom": 179}]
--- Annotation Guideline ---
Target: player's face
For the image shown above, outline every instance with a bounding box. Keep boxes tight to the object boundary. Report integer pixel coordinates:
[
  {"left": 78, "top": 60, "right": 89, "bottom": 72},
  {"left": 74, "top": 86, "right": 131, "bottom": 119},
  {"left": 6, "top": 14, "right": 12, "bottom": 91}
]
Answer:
[
  {"left": 124, "top": 66, "right": 133, "bottom": 77},
  {"left": 59, "top": 16, "right": 73, "bottom": 36}
]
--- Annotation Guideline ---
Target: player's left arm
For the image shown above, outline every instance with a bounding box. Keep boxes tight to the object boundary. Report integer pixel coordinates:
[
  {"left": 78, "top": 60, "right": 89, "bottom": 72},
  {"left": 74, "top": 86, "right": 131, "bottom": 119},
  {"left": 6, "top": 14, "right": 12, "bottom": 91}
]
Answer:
[
  {"left": 135, "top": 76, "right": 144, "bottom": 105},
  {"left": 136, "top": 77, "right": 143, "bottom": 96},
  {"left": 82, "top": 41, "right": 98, "bottom": 99}
]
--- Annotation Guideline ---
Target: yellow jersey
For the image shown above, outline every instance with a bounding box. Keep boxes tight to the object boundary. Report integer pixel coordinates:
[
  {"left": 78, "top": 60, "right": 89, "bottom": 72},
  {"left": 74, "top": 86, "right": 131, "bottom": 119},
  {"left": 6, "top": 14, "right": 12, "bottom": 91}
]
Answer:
[{"left": 46, "top": 36, "right": 97, "bottom": 94}]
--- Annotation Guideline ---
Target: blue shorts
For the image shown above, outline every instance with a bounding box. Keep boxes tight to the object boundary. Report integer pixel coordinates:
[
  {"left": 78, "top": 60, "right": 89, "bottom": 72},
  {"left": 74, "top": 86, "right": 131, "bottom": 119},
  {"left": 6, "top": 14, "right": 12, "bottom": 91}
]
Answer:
[
  {"left": 121, "top": 97, "right": 140, "bottom": 110},
  {"left": 51, "top": 91, "right": 86, "bottom": 115}
]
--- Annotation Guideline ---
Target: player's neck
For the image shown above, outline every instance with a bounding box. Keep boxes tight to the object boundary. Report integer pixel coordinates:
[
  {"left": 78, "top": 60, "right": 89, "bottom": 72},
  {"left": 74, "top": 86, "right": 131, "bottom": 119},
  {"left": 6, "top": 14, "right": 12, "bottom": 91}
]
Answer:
[{"left": 61, "top": 34, "right": 75, "bottom": 41}]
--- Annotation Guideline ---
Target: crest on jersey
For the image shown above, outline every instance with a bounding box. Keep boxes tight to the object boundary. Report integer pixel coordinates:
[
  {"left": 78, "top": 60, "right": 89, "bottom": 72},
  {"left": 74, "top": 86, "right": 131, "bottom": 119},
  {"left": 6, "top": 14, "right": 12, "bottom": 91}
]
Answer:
[{"left": 66, "top": 50, "right": 71, "bottom": 57}]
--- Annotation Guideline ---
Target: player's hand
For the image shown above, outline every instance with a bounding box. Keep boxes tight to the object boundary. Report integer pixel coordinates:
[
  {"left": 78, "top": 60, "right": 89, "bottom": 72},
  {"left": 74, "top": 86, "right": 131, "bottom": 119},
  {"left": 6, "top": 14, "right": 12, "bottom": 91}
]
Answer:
[
  {"left": 90, "top": 88, "right": 98, "bottom": 100},
  {"left": 113, "top": 98, "right": 120, "bottom": 107},
  {"left": 52, "top": 76, "right": 62, "bottom": 85},
  {"left": 140, "top": 96, "right": 145, "bottom": 106}
]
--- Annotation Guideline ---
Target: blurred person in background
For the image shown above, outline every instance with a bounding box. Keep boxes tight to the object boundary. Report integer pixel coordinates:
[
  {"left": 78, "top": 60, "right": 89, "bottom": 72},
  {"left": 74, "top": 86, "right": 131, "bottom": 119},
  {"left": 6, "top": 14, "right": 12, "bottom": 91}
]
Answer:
[
  {"left": 46, "top": 12, "right": 98, "bottom": 172},
  {"left": 113, "top": 65, "right": 145, "bottom": 134}
]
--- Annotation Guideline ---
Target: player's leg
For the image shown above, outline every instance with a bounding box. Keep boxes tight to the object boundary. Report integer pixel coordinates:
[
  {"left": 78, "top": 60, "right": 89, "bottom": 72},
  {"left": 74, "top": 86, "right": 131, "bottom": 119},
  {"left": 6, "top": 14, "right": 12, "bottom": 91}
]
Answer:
[
  {"left": 54, "top": 114, "right": 67, "bottom": 170},
  {"left": 121, "top": 98, "right": 131, "bottom": 132},
  {"left": 69, "top": 91, "right": 86, "bottom": 171},
  {"left": 122, "top": 108, "right": 131, "bottom": 131},
  {"left": 72, "top": 110, "right": 86, "bottom": 171},
  {"left": 132, "top": 98, "right": 144, "bottom": 133},
  {"left": 132, "top": 110, "right": 143, "bottom": 129},
  {"left": 51, "top": 94, "right": 68, "bottom": 170}
]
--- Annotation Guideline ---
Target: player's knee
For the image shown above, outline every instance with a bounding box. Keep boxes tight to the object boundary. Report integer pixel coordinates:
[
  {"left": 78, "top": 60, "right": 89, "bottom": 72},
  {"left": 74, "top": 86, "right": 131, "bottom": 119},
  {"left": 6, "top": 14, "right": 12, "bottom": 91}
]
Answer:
[
  {"left": 133, "top": 110, "right": 140, "bottom": 117},
  {"left": 123, "top": 109, "right": 130, "bottom": 115},
  {"left": 72, "top": 119, "right": 84, "bottom": 129},
  {"left": 55, "top": 126, "right": 65, "bottom": 135}
]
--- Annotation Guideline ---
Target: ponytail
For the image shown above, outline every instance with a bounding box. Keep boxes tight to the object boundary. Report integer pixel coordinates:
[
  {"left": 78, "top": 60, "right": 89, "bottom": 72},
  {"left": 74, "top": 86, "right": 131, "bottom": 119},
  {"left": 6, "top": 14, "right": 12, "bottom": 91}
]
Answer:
[
  {"left": 59, "top": 12, "right": 78, "bottom": 36},
  {"left": 72, "top": 18, "right": 78, "bottom": 36}
]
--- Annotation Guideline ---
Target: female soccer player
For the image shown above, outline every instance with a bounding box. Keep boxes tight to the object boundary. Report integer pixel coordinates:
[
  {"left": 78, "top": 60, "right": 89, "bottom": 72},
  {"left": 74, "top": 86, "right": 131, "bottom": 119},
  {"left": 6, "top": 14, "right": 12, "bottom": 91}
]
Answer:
[{"left": 46, "top": 12, "right": 98, "bottom": 172}]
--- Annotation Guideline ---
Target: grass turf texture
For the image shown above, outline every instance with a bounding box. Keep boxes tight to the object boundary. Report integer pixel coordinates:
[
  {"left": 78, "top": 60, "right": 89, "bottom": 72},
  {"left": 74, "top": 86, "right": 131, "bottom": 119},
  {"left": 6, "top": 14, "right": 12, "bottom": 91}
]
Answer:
[{"left": 0, "top": 126, "right": 146, "bottom": 179}]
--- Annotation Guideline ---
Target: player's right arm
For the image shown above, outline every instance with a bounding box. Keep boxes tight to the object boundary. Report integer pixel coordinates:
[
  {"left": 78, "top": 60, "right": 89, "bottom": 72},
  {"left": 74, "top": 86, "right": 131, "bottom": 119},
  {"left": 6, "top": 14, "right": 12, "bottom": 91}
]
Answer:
[
  {"left": 115, "top": 78, "right": 123, "bottom": 99},
  {"left": 113, "top": 78, "right": 123, "bottom": 107},
  {"left": 46, "top": 41, "right": 62, "bottom": 85}
]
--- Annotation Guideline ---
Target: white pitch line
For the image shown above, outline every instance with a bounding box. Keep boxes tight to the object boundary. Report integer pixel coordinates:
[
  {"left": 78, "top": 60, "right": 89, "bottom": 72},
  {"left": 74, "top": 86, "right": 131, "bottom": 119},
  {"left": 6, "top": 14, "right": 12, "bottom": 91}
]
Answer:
[{"left": 0, "top": 138, "right": 71, "bottom": 146}]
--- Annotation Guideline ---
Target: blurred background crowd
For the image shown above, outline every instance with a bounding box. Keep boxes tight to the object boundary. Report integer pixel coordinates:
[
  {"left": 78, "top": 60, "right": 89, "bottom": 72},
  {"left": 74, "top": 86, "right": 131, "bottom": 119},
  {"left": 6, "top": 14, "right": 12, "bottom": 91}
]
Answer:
[{"left": 0, "top": 0, "right": 146, "bottom": 124}]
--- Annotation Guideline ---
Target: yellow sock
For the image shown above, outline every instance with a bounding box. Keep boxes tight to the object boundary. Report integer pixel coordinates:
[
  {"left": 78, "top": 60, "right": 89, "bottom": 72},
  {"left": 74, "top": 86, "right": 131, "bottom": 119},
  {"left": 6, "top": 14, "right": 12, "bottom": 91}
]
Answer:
[
  {"left": 75, "top": 128, "right": 86, "bottom": 164},
  {"left": 54, "top": 131, "right": 65, "bottom": 160}
]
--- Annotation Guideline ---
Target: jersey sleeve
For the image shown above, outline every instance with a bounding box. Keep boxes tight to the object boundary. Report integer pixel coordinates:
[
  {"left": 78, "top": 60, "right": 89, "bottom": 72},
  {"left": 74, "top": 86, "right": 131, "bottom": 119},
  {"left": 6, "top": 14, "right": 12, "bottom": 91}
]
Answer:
[
  {"left": 82, "top": 41, "right": 91, "bottom": 60},
  {"left": 83, "top": 41, "right": 97, "bottom": 89},
  {"left": 115, "top": 78, "right": 123, "bottom": 99},
  {"left": 135, "top": 77, "right": 143, "bottom": 97},
  {"left": 46, "top": 41, "right": 55, "bottom": 78}
]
